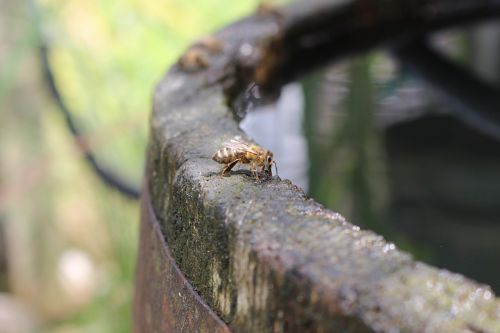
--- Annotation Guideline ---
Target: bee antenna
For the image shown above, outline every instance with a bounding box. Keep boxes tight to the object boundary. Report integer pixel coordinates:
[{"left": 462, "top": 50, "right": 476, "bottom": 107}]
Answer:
[{"left": 273, "top": 161, "right": 279, "bottom": 176}]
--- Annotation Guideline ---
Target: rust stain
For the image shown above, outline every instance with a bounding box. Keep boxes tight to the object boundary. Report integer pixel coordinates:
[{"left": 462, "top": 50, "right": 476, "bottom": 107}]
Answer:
[{"left": 133, "top": 185, "right": 232, "bottom": 333}]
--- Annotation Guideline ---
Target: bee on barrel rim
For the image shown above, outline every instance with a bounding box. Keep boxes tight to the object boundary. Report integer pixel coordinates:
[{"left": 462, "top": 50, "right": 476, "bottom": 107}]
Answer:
[
  {"left": 212, "top": 137, "right": 278, "bottom": 181},
  {"left": 178, "top": 35, "right": 224, "bottom": 72}
]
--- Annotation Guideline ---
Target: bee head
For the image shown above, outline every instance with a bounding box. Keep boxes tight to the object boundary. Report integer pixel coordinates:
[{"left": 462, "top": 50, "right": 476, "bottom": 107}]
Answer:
[{"left": 264, "top": 151, "right": 277, "bottom": 176}]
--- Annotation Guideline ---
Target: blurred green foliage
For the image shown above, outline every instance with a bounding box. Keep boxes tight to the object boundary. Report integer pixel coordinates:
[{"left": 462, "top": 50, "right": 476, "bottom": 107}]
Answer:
[{"left": 1, "top": 0, "right": 273, "bottom": 332}]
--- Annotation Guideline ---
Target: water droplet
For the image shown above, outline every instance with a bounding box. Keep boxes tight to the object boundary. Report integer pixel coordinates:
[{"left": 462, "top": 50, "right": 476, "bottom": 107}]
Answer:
[
  {"left": 239, "top": 43, "right": 254, "bottom": 57},
  {"left": 383, "top": 243, "right": 395, "bottom": 253}
]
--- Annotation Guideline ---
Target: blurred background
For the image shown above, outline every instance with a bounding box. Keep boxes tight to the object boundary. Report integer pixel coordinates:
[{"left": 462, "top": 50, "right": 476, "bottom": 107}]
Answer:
[
  {"left": 1, "top": 0, "right": 499, "bottom": 332},
  {"left": 1, "top": 0, "right": 267, "bottom": 331}
]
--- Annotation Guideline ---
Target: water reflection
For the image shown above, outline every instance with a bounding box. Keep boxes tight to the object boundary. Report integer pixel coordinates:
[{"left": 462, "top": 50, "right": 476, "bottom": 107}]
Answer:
[{"left": 240, "top": 83, "right": 309, "bottom": 191}]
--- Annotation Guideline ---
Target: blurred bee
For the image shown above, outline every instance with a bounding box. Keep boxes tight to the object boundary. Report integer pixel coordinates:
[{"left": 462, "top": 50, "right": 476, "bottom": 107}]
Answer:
[
  {"left": 178, "top": 48, "right": 210, "bottom": 71},
  {"left": 212, "top": 137, "right": 278, "bottom": 180},
  {"left": 178, "top": 36, "right": 224, "bottom": 72},
  {"left": 257, "top": 1, "right": 283, "bottom": 17},
  {"left": 194, "top": 36, "right": 224, "bottom": 53}
]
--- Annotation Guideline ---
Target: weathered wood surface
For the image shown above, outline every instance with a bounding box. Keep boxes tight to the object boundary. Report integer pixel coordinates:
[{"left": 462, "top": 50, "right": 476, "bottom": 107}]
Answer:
[{"left": 136, "top": 1, "right": 500, "bottom": 332}]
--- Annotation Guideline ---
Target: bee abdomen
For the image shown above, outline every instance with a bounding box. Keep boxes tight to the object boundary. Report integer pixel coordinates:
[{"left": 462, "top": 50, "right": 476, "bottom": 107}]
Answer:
[{"left": 212, "top": 147, "right": 235, "bottom": 164}]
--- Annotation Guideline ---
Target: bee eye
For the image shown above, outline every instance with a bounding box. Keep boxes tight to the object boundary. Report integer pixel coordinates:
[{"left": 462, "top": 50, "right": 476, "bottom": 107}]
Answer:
[{"left": 267, "top": 157, "right": 272, "bottom": 163}]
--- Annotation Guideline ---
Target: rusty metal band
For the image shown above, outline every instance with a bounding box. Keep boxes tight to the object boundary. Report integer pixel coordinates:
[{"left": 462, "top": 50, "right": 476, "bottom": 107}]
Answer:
[{"left": 133, "top": 183, "right": 232, "bottom": 333}]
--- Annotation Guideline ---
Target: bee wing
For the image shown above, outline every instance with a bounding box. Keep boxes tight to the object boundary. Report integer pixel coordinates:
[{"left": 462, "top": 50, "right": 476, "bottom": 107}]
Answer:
[{"left": 225, "top": 138, "right": 258, "bottom": 155}]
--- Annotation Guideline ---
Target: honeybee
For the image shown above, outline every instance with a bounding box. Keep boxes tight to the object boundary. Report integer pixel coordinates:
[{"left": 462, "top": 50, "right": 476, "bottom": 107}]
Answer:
[
  {"left": 212, "top": 138, "right": 277, "bottom": 180},
  {"left": 178, "top": 36, "right": 224, "bottom": 72},
  {"left": 257, "top": 1, "right": 283, "bottom": 17},
  {"left": 194, "top": 36, "right": 224, "bottom": 53},
  {"left": 178, "top": 48, "right": 210, "bottom": 71}
]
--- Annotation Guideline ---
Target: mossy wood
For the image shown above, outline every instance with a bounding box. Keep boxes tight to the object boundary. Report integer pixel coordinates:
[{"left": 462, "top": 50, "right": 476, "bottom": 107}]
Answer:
[{"left": 135, "top": 1, "right": 500, "bottom": 332}]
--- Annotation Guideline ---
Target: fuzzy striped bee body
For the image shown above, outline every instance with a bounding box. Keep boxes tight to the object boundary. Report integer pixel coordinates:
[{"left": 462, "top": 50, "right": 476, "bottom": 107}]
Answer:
[
  {"left": 212, "top": 147, "right": 246, "bottom": 164},
  {"left": 212, "top": 137, "right": 277, "bottom": 180}
]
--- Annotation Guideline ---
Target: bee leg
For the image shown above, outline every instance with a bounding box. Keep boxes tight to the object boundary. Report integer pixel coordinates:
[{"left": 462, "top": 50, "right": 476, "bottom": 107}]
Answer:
[
  {"left": 261, "top": 165, "right": 270, "bottom": 178},
  {"left": 221, "top": 159, "right": 240, "bottom": 176},
  {"left": 252, "top": 165, "right": 260, "bottom": 181}
]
